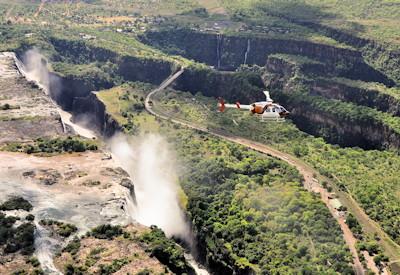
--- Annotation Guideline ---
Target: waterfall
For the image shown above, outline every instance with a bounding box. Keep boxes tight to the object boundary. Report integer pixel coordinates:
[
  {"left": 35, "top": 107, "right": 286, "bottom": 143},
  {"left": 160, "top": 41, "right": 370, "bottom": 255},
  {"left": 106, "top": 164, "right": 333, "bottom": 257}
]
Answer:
[
  {"left": 121, "top": 186, "right": 137, "bottom": 223},
  {"left": 34, "top": 221, "right": 63, "bottom": 275},
  {"left": 10, "top": 51, "right": 69, "bottom": 133},
  {"left": 184, "top": 253, "right": 209, "bottom": 275},
  {"left": 244, "top": 39, "right": 251, "bottom": 65},
  {"left": 216, "top": 33, "right": 222, "bottom": 69},
  {"left": 11, "top": 49, "right": 210, "bottom": 275}
]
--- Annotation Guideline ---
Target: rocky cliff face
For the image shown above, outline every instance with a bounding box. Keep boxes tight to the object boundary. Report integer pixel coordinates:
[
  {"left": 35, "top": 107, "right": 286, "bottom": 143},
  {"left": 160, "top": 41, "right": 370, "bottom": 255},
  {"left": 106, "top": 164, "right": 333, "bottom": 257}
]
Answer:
[
  {"left": 265, "top": 55, "right": 331, "bottom": 78},
  {"left": 284, "top": 98, "right": 400, "bottom": 150},
  {"left": 264, "top": 56, "right": 400, "bottom": 150},
  {"left": 47, "top": 37, "right": 176, "bottom": 111},
  {"left": 174, "top": 66, "right": 265, "bottom": 103},
  {"left": 142, "top": 29, "right": 393, "bottom": 85},
  {"left": 43, "top": 38, "right": 178, "bottom": 136},
  {"left": 50, "top": 72, "right": 114, "bottom": 111},
  {"left": 0, "top": 53, "right": 65, "bottom": 144},
  {"left": 310, "top": 79, "right": 400, "bottom": 116},
  {"left": 116, "top": 55, "right": 174, "bottom": 85},
  {"left": 292, "top": 20, "right": 400, "bottom": 85},
  {"left": 49, "top": 37, "right": 175, "bottom": 85},
  {"left": 72, "top": 92, "right": 122, "bottom": 138}
]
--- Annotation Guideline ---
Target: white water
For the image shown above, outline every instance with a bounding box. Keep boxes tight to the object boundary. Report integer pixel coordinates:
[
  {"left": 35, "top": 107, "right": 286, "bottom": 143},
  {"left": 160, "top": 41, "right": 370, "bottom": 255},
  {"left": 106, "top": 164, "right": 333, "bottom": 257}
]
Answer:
[
  {"left": 13, "top": 49, "right": 209, "bottom": 275},
  {"left": 109, "top": 134, "right": 209, "bottom": 275},
  {"left": 120, "top": 187, "right": 137, "bottom": 224},
  {"left": 109, "top": 134, "right": 190, "bottom": 239},
  {"left": 34, "top": 221, "right": 63, "bottom": 275},
  {"left": 244, "top": 38, "right": 251, "bottom": 65},
  {"left": 58, "top": 109, "right": 96, "bottom": 139},
  {"left": 185, "top": 253, "right": 209, "bottom": 275},
  {"left": 12, "top": 50, "right": 96, "bottom": 138}
]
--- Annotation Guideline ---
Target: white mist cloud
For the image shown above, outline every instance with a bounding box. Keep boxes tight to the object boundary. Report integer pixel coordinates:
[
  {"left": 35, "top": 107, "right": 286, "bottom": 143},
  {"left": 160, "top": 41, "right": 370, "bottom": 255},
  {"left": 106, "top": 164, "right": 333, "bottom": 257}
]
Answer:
[
  {"left": 22, "top": 48, "right": 50, "bottom": 92},
  {"left": 20, "top": 48, "right": 97, "bottom": 138},
  {"left": 109, "top": 133, "right": 191, "bottom": 240}
]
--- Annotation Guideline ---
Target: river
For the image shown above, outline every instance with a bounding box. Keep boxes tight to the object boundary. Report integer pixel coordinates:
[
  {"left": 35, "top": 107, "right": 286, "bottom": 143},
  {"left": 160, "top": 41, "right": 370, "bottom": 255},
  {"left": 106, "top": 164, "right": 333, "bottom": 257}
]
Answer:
[{"left": 13, "top": 51, "right": 209, "bottom": 275}]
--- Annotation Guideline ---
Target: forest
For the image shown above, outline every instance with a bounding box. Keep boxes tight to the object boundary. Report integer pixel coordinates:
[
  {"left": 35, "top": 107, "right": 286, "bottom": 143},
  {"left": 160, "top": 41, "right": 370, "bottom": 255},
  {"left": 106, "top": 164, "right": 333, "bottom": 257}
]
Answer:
[
  {"left": 97, "top": 82, "right": 354, "bottom": 274},
  {"left": 153, "top": 89, "right": 400, "bottom": 250}
]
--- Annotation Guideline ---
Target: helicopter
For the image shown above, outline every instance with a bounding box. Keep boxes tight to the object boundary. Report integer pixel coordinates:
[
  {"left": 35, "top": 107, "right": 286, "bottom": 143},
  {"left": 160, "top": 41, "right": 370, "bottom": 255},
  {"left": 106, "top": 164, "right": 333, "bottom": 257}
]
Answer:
[{"left": 217, "top": 90, "right": 290, "bottom": 121}]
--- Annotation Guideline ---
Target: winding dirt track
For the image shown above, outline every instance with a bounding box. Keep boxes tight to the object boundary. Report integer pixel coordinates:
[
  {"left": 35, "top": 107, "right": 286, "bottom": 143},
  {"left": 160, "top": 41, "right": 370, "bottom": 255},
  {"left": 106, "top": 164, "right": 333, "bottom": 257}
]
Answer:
[{"left": 145, "top": 70, "right": 365, "bottom": 274}]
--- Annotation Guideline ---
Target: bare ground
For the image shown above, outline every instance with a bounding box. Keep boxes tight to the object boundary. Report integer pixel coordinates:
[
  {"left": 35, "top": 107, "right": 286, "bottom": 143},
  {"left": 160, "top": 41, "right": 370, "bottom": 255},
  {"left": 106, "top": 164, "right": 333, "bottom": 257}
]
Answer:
[
  {"left": 0, "top": 53, "right": 64, "bottom": 144},
  {"left": 54, "top": 225, "right": 169, "bottom": 274}
]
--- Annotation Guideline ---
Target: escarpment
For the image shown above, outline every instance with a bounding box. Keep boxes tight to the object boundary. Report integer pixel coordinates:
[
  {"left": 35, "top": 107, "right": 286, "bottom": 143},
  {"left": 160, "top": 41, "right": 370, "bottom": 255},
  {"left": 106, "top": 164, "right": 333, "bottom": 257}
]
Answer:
[
  {"left": 309, "top": 78, "right": 400, "bottom": 116},
  {"left": 36, "top": 38, "right": 179, "bottom": 138},
  {"left": 174, "top": 67, "right": 266, "bottom": 103},
  {"left": 264, "top": 55, "right": 400, "bottom": 151},
  {"left": 142, "top": 28, "right": 393, "bottom": 85},
  {"left": 25, "top": 29, "right": 400, "bottom": 153},
  {"left": 277, "top": 92, "right": 400, "bottom": 150},
  {"left": 289, "top": 20, "right": 400, "bottom": 85},
  {"left": 45, "top": 37, "right": 177, "bottom": 111},
  {"left": 72, "top": 92, "right": 122, "bottom": 138}
]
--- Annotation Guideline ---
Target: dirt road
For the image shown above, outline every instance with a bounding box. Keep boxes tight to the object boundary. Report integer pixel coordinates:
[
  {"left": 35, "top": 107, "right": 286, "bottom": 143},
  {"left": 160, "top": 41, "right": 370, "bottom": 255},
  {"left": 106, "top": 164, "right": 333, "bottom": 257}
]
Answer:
[{"left": 145, "top": 71, "right": 365, "bottom": 274}]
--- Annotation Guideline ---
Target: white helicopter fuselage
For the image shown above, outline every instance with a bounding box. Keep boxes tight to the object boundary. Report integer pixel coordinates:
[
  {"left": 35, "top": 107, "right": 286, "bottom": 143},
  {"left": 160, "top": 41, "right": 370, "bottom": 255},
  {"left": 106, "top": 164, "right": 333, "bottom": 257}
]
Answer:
[{"left": 218, "top": 91, "right": 289, "bottom": 120}]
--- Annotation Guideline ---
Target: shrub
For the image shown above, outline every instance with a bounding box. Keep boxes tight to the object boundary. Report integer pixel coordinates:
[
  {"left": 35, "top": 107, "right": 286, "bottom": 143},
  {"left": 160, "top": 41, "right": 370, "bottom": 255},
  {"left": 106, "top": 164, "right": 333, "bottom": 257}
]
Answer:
[
  {"left": 90, "top": 224, "right": 123, "bottom": 239},
  {"left": 98, "top": 258, "right": 130, "bottom": 274},
  {"left": 63, "top": 237, "right": 81, "bottom": 255},
  {"left": 346, "top": 213, "right": 362, "bottom": 237},
  {"left": 26, "top": 256, "right": 40, "bottom": 267},
  {"left": 0, "top": 197, "right": 33, "bottom": 211},
  {"left": 25, "top": 214, "right": 35, "bottom": 221},
  {"left": 4, "top": 223, "right": 35, "bottom": 255},
  {"left": 65, "top": 264, "right": 87, "bottom": 275},
  {"left": 17, "top": 137, "right": 98, "bottom": 154},
  {"left": 57, "top": 223, "right": 78, "bottom": 237},
  {"left": 140, "top": 226, "right": 194, "bottom": 275},
  {"left": 39, "top": 220, "right": 78, "bottom": 238},
  {"left": 136, "top": 269, "right": 152, "bottom": 275}
]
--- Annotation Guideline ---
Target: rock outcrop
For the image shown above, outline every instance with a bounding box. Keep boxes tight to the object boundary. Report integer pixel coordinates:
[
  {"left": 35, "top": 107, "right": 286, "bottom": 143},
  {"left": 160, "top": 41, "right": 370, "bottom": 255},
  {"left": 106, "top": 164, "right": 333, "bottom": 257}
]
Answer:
[{"left": 72, "top": 92, "right": 122, "bottom": 138}]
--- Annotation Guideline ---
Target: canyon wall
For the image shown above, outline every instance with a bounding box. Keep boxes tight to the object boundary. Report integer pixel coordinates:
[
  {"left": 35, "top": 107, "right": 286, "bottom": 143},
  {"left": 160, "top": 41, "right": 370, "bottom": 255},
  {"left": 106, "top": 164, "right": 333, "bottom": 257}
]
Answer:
[
  {"left": 264, "top": 56, "right": 400, "bottom": 150},
  {"left": 174, "top": 67, "right": 265, "bottom": 103},
  {"left": 72, "top": 92, "right": 122, "bottom": 138},
  {"left": 142, "top": 29, "right": 393, "bottom": 85},
  {"left": 310, "top": 79, "right": 400, "bottom": 116}
]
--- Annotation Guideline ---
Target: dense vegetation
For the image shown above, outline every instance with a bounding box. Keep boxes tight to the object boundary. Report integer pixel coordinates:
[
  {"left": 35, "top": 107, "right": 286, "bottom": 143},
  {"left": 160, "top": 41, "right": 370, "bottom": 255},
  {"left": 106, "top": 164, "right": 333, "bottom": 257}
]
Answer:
[
  {"left": 220, "top": 0, "right": 400, "bottom": 44},
  {"left": 0, "top": 213, "right": 35, "bottom": 255},
  {"left": 98, "top": 84, "right": 353, "bottom": 274},
  {"left": 89, "top": 224, "right": 123, "bottom": 240},
  {"left": 60, "top": 224, "right": 192, "bottom": 275},
  {"left": 62, "top": 237, "right": 81, "bottom": 256},
  {"left": 40, "top": 219, "right": 78, "bottom": 238},
  {"left": 281, "top": 91, "right": 400, "bottom": 136},
  {"left": 154, "top": 89, "right": 400, "bottom": 250},
  {"left": 0, "top": 196, "right": 32, "bottom": 211},
  {"left": 2, "top": 136, "right": 98, "bottom": 154},
  {"left": 2, "top": 0, "right": 400, "bottom": 273},
  {"left": 140, "top": 226, "right": 195, "bottom": 275},
  {"left": 165, "top": 126, "right": 352, "bottom": 274}
]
